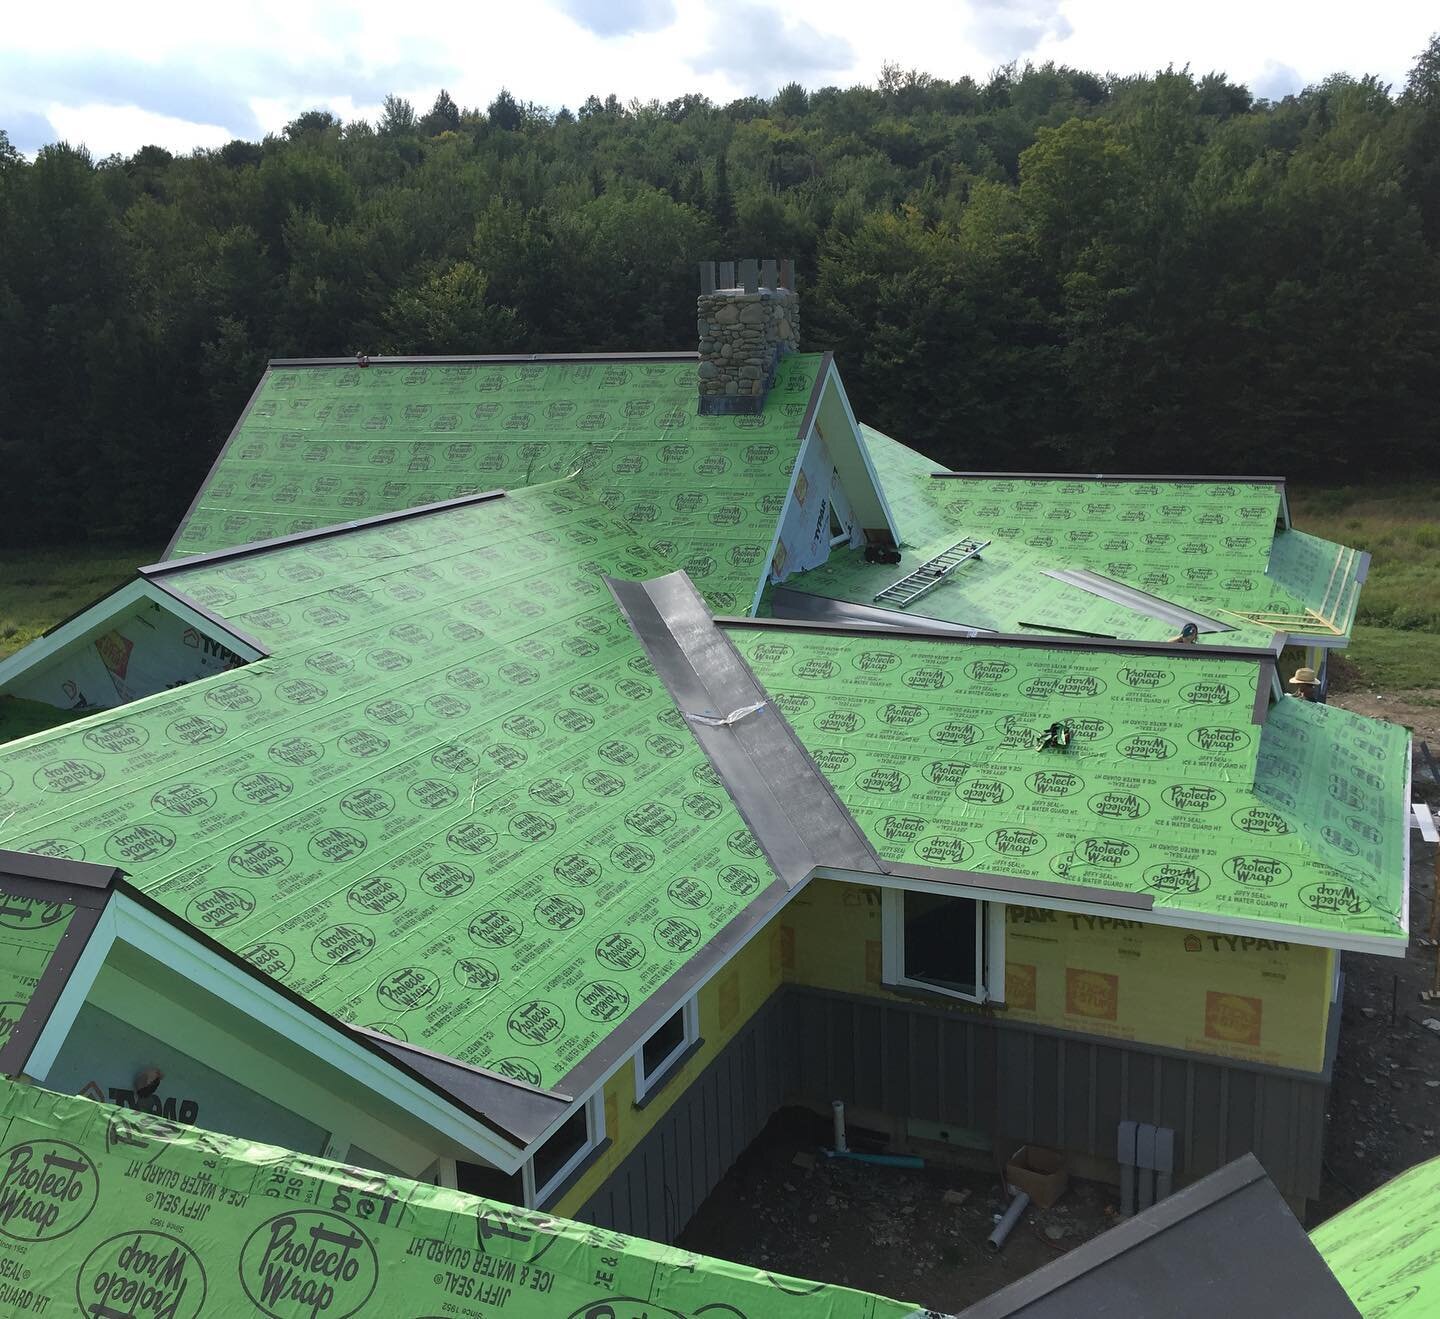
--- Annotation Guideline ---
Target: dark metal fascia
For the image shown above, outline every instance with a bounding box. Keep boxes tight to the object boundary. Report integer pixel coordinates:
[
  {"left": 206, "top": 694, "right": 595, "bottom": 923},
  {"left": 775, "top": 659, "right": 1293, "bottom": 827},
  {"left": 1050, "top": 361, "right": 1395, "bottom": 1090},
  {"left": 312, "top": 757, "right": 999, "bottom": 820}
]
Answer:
[
  {"left": 877, "top": 862, "right": 1154, "bottom": 911},
  {"left": 266, "top": 351, "right": 700, "bottom": 367},
  {"left": 557, "top": 875, "right": 794, "bottom": 1098},
  {"left": 142, "top": 489, "right": 511, "bottom": 577},
  {"left": 0, "top": 857, "right": 120, "bottom": 1077},
  {"left": 0, "top": 903, "right": 107, "bottom": 1078},
  {"left": 161, "top": 370, "right": 273, "bottom": 560},
  {"left": 0, "top": 850, "right": 122, "bottom": 890},
  {"left": 931, "top": 471, "right": 1289, "bottom": 490},
  {"left": 716, "top": 614, "right": 1281, "bottom": 663},
  {"left": 35, "top": 580, "right": 146, "bottom": 644},
  {"left": 1253, "top": 657, "right": 1278, "bottom": 724},
  {"left": 350, "top": 1027, "right": 572, "bottom": 1104},
  {"left": 140, "top": 579, "right": 272, "bottom": 660},
  {"left": 794, "top": 350, "right": 832, "bottom": 447}
]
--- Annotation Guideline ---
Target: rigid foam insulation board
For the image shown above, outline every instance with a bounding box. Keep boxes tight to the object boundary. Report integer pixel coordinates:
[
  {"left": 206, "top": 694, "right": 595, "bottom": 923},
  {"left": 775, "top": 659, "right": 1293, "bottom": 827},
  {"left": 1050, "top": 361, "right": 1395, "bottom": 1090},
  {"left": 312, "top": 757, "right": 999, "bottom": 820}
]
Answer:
[{"left": 782, "top": 878, "right": 1334, "bottom": 1073}]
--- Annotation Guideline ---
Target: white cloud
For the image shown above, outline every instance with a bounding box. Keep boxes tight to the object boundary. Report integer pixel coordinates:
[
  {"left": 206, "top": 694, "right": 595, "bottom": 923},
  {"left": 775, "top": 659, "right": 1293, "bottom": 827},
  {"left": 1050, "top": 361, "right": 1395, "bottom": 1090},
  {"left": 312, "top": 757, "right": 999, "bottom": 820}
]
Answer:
[
  {"left": 1, "top": 0, "right": 1434, "bottom": 156},
  {"left": 555, "top": 0, "right": 678, "bottom": 37},
  {"left": 42, "top": 103, "right": 233, "bottom": 158},
  {"left": 1252, "top": 60, "right": 1305, "bottom": 101},
  {"left": 966, "top": 0, "right": 1073, "bottom": 62},
  {"left": 691, "top": 1, "right": 855, "bottom": 91}
]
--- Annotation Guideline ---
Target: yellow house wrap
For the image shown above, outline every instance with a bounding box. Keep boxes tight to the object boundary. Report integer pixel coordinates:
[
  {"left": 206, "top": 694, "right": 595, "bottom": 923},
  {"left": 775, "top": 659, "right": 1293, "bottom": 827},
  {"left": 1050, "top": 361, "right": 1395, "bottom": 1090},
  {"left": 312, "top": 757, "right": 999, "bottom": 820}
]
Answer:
[{"left": 782, "top": 880, "right": 1334, "bottom": 1074}]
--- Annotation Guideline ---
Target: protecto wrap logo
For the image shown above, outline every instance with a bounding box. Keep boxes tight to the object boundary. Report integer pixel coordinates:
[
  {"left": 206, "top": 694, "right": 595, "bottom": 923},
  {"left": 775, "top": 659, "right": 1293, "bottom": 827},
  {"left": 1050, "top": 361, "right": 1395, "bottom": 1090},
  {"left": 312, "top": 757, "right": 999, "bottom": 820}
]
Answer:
[
  {"left": 79, "top": 1231, "right": 206, "bottom": 1319},
  {"left": 241, "top": 1211, "right": 378, "bottom": 1318},
  {"left": 0, "top": 1139, "right": 99, "bottom": 1241}
]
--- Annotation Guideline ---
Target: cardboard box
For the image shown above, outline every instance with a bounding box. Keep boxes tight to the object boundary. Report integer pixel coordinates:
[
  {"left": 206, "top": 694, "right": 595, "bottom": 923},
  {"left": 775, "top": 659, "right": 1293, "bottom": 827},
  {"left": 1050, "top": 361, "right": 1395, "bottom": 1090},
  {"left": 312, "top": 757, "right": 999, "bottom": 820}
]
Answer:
[{"left": 1005, "top": 1145, "right": 1069, "bottom": 1208}]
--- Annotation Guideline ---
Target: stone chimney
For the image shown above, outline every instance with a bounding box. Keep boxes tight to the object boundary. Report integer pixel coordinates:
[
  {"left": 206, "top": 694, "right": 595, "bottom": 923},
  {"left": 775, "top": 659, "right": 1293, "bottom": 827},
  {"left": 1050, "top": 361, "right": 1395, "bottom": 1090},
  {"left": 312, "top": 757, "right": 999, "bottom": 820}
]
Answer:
[{"left": 696, "top": 258, "right": 799, "bottom": 415}]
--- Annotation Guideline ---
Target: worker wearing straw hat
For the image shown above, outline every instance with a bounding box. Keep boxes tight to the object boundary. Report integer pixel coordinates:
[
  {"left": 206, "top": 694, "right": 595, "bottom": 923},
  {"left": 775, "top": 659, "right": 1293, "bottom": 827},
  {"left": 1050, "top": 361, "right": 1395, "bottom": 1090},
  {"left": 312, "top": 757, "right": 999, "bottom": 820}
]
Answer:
[{"left": 1288, "top": 665, "right": 1324, "bottom": 702}]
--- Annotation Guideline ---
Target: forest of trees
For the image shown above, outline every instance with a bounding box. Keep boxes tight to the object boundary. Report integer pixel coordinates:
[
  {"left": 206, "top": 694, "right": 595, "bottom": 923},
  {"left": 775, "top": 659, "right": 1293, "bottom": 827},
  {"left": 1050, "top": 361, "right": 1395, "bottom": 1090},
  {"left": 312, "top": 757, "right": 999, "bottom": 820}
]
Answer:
[{"left": 2, "top": 40, "right": 1439, "bottom": 545}]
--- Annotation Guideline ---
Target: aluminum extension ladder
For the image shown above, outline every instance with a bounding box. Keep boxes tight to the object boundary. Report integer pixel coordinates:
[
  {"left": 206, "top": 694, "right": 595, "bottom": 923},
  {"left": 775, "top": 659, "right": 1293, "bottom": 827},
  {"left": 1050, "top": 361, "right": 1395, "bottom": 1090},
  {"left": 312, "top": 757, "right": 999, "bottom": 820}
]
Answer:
[{"left": 872, "top": 537, "right": 990, "bottom": 609}]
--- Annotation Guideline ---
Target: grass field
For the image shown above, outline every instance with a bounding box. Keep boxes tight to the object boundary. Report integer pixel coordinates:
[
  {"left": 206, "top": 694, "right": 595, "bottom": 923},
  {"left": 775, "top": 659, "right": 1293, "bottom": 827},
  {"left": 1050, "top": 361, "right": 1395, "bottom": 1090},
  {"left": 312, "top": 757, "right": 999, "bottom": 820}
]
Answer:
[
  {"left": 0, "top": 542, "right": 161, "bottom": 661},
  {"left": 1286, "top": 483, "right": 1440, "bottom": 696}
]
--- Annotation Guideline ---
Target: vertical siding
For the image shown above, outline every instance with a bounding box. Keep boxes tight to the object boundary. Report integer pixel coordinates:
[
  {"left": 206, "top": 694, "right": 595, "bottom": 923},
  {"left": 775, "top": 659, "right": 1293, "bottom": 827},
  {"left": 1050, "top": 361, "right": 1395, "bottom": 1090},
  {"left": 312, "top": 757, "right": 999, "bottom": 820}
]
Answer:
[
  {"left": 578, "top": 985, "right": 1328, "bottom": 1241},
  {"left": 779, "top": 988, "right": 1328, "bottom": 1200},
  {"left": 580, "top": 994, "right": 787, "bottom": 1242}
]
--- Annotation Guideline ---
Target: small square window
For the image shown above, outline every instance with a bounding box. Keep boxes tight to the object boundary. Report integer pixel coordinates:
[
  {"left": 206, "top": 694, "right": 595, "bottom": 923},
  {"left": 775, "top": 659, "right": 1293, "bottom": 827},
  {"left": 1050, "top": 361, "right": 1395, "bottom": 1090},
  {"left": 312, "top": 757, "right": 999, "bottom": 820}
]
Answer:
[
  {"left": 643, "top": 1010, "right": 686, "bottom": 1077},
  {"left": 634, "top": 999, "right": 698, "bottom": 1102},
  {"left": 532, "top": 1107, "right": 590, "bottom": 1199}
]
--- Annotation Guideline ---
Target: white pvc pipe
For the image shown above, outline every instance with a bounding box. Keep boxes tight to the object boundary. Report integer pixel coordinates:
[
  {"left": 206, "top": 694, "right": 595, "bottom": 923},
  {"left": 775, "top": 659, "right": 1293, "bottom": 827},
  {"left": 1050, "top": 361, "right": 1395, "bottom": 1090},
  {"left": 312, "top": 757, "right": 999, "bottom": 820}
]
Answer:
[
  {"left": 987, "top": 1191, "right": 1030, "bottom": 1252},
  {"left": 831, "top": 1099, "right": 847, "bottom": 1153}
]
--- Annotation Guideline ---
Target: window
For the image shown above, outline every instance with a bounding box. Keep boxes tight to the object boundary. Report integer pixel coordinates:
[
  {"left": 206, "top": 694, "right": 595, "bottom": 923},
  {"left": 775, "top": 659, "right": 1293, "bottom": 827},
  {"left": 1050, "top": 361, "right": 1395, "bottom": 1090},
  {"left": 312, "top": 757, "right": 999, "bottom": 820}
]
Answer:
[
  {"left": 882, "top": 888, "right": 1005, "bottom": 1005},
  {"left": 828, "top": 503, "right": 849, "bottom": 547},
  {"left": 633, "top": 998, "right": 699, "bottom": 1102},
  {"left": 456, "top": 1160, "right": 524, "bottom": 1204},
  {"left": 530, "top": 1095, "right": 603, "bottom": 1207}
]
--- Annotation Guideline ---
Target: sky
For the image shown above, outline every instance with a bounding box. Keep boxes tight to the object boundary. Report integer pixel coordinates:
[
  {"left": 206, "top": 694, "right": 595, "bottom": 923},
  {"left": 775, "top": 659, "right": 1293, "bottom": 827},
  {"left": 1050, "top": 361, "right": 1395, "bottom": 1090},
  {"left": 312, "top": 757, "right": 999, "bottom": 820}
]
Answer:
[{"left": 2, "top": 0, "right": 1435, "bottom": 157}]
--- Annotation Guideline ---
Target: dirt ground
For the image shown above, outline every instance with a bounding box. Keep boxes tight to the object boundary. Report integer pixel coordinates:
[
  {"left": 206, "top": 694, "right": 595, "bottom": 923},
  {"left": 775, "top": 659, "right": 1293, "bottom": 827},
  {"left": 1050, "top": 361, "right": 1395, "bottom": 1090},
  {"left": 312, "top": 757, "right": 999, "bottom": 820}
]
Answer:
[
  {"left": 678, "top": 1107, "right": 1117, "bottom": 1309},
  {"left": 678, "top": 715, "right": 1440, "bottom": 1313},
  {"left": 1332, "top": 687, "right": 1440, "bottom": 755},
  {"left": 1312, "top": 694, "right": 1440, "bottom": 1225}
]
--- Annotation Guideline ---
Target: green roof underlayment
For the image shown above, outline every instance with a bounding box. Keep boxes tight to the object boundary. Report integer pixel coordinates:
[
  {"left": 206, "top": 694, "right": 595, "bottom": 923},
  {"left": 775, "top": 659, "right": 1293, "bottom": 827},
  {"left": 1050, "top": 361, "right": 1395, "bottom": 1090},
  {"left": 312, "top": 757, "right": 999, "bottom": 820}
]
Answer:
[
  {"left": 768, "top": 529, "right": 1186, "bottom": 640},
  {"left": 1311, "top": 1153, "right": 1440, "bottom": 1317},
  {"left": 729, "top": 625, "right": 1409, "bottom": 949},
  {"left": 0, "top": 485, "right": 783, "bottom": 1092},
  {"left": 0, "top": 894, "right": 74, "bottom": 1044},
  {"left": 859, "top": 426, "right": 1365, "bottom": 645},
  {"left": 0, "top": 1078, "right": 925, "bottom": 1319},
  {"left": 168, "top": 354, "right": 827, "bottom": 613}
]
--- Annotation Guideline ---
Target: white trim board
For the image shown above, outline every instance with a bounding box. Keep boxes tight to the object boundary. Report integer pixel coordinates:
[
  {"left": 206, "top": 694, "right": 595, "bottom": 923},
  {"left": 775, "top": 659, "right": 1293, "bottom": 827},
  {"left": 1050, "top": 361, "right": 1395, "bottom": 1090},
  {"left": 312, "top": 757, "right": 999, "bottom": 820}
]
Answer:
[
  {"left": 100, "top": 894, "right": 525, "bottom": 1171},
  {"left": 816, "top": 867, "right": 1409, "bottom": 958},
  {"left": 0, "top": 578, "right": 264, "bottom": 717}
]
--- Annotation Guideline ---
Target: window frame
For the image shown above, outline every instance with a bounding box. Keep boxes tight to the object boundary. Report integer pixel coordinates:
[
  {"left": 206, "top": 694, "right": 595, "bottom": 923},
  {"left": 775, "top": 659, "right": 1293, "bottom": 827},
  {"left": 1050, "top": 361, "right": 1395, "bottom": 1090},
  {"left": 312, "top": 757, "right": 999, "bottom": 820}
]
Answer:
[
  {"left": 633, "top": 996, "right": 700, "bottom": 1104},
  {"left": 527, "top": 1092, "right": 604, "bottom": 1208},
  {"left": 881, "top": 887, "right": 1006, "bottom": 1005}
]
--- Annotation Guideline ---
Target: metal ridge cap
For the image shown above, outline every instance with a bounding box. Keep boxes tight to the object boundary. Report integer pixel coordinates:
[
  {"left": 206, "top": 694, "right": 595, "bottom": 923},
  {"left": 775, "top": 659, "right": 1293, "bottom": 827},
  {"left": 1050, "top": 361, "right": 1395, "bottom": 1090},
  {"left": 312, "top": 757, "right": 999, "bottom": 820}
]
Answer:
[{"left": 141, "top": 490, "right": 511, "bottom": 577}]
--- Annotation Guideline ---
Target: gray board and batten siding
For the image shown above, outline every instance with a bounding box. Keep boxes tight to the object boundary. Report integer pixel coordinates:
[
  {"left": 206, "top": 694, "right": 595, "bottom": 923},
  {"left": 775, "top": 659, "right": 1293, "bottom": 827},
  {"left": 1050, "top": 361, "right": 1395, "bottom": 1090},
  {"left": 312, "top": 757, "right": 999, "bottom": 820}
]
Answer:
[{"left": 573, "top": 983, "right": 1335, "bottom": 1243}]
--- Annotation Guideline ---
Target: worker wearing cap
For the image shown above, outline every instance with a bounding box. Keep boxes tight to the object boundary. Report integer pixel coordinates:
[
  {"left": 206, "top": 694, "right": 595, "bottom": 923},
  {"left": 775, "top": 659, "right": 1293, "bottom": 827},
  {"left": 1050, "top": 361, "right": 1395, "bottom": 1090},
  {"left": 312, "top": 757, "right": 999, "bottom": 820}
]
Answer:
[{"left": 1288, "top": 666, "right": 1324, "bottom": 702}]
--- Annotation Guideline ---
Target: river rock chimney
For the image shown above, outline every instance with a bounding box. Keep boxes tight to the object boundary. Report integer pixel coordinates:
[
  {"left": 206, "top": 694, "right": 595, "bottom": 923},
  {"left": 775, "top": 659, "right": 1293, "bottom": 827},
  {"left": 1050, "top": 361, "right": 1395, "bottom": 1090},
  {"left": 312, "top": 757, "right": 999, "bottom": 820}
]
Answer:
[{"left": 696, "top": 258, "right": 799, "bottom": 415}]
